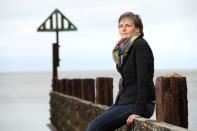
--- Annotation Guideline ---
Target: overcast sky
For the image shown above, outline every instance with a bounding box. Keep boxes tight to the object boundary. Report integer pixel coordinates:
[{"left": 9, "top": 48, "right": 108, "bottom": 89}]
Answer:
[{"left": 0, "top": 0, "right": 197, "bottom": 71}]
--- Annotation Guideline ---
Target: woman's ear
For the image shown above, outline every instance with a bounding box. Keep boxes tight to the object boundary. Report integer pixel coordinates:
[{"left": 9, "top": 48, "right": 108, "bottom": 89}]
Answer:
[{"left": 136, "top": 28, "right": 140, "bottom": 34}]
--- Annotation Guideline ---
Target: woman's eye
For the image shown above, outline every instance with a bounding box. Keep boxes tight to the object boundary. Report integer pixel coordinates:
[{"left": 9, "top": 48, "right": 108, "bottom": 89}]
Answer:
[
  {"left": 126, "top": 24, "right": 131, "bottom": 27},
  {"left": 119, "top": 25, "right": 123, "bottom": 28}
]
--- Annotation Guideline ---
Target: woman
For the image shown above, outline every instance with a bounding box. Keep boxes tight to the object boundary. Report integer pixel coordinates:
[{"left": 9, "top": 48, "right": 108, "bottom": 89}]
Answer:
[{"left": 86, "top": 12, "right": 155, "bottom": 131}]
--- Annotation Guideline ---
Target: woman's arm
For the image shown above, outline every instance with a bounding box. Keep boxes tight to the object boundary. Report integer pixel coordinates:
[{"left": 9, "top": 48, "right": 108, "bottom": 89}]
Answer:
[
  {"left": 127, "top": 39, "right": 154, "bottom": 125},
  {"left": 133, "top": 39, "right": 154, "bottom": 115}
]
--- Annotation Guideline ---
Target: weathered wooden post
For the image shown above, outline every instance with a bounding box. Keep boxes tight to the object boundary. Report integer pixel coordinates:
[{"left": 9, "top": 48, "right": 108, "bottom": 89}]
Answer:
[
  {"left": 81, "top": 79, "right": 95, "bottom": 102},
  {"left": 96, "top": 77, "right": 113, "bottom": 106},
  {"left": 72, "top": 79, "right": 82, "bottom": 98},
  {"left": 57, "top": 79, "right": 62, "bottom": 93},
  {"left": 62, "top": 79, "right": 70, "bottom": 95},
  {"left": 155, "top": 73, "right": 188, "bottom": 128},
  {"left": 67, "top": 79, "right": 73, "bottom": 96},
  {"left": 60, "top": 79, "right": 66, "bottom": 94}
]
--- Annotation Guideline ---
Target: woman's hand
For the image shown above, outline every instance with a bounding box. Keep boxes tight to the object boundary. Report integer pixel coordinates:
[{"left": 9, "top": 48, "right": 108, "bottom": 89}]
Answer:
[{"left": 126, "top": 114, "right": 139, "bottom": 125}]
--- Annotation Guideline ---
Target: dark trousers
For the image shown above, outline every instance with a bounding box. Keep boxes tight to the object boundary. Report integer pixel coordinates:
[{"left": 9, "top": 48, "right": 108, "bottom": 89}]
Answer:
[{"left": 86, "top": 102, "right": 155, "bottom": 131}]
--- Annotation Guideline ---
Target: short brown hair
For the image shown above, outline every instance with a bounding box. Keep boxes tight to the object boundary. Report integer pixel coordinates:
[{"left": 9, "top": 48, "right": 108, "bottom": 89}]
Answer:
[{"left": 119, "top": 12, "right": 144, "bottom": 37}]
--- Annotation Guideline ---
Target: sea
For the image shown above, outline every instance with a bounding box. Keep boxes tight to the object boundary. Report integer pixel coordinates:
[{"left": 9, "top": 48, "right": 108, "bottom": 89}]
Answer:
[{"left": 0, "top": 70, "right": 196, "bottom": 131}]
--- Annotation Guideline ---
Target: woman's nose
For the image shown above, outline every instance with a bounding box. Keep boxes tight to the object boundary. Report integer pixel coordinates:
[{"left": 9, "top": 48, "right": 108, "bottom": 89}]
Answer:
[{"left": 122, "top": 26, "right": 126, "bottom": 32}]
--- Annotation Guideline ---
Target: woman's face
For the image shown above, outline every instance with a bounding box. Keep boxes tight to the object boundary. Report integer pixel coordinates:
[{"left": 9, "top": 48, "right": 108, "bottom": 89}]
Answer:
[{"left": 118, "top": 17, "right": 139, "bottom": 39}]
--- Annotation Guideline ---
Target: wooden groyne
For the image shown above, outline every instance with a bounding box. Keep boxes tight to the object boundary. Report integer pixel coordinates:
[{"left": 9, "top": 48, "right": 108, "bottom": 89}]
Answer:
[
  {"left": 50, "top": 74, "right": 189, "bottom": 131},
  {"left": 50, "top": 92, "right": 189, "bottom": 131},
  {"left": 52, "top": 77, "right": 113, "bottom": 106}
]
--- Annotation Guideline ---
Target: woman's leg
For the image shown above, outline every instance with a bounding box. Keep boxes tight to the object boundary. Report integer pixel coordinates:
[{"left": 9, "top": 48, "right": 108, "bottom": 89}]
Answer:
[{"left": 86, "top": 104, "right": 135, "bottom": 131}]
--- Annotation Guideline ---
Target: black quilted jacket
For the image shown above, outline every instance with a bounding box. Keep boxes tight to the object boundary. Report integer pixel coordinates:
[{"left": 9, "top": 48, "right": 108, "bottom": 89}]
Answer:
[{"left": 115, "top": 37, "right": 155, "bottom": 116}]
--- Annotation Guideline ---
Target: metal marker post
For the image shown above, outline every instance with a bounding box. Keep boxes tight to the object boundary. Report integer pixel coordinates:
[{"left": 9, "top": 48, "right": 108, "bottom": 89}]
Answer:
[{"left": 37, "top": 9, "right": 77, "bottom": 88}]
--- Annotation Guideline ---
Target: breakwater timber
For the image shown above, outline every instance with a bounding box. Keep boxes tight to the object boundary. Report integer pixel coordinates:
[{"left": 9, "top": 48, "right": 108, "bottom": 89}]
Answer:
[{"left": 50, "top": 74, "right": 189, "bottom": 131}]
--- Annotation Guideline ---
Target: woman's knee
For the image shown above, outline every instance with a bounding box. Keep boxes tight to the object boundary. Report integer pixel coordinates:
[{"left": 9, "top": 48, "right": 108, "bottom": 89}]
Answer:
[
  {"left": 86, "top": 118, "right": 103, "bottom": 131},
  {"left": 86, "top": 120, "right": 96, "bottom": 131},
  {"left": 86, "top": 122, "right": 112, "bottom": 131},
  {"left": 86, "top": 121, "right": 95, "bottom": 131}
]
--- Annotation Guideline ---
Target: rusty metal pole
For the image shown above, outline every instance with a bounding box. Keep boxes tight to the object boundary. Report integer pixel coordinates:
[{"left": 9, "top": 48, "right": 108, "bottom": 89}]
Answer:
[
  {"left": 155, "top": 73, "right": 188, "bottom": 128},
  {"left": 53, "top": 9, "right": 59, "bottom": 80},
  {"left": 52, "top": 43, "right": 59, "bottom": 78},
  {"left": 52, "top": 43, "right": 59, "bottom": 91},
  {"left": 56, "top": 9, "right": 59, "bottom": 45},
  {"left": 96, "top": 77, "right": 113, "bottom": 106}
]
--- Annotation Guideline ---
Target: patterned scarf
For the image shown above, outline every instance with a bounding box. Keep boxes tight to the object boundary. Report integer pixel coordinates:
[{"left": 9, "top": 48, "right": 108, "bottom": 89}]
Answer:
[{"left": 112, "top": 34, "right": 140, "bottom": 68}]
